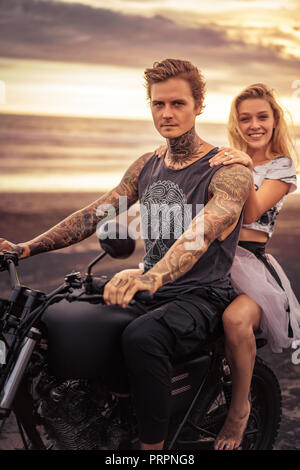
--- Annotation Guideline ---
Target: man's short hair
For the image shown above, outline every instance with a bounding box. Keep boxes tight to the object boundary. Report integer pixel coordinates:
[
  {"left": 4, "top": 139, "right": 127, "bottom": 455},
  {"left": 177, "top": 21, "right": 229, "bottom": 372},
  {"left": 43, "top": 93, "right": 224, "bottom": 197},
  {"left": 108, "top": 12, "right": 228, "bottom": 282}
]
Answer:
[{"left": 144, "top": 58, "right": 206, "bottom": 111}]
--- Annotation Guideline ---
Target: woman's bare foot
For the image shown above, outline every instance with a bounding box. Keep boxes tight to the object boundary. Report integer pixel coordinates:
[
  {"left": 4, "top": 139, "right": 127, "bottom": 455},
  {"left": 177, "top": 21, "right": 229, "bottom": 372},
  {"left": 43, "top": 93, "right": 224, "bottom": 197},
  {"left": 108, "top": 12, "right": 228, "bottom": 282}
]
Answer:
[{"left": 214, "top": 401, "right": 251, "bottom": 450}]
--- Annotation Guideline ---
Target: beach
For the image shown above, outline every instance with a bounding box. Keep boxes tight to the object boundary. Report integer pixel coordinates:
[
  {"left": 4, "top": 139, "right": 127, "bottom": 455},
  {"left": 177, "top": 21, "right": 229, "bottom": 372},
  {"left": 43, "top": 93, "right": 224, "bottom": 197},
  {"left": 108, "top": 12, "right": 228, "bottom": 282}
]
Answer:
[{"left": 0, "top": 190, "right": 299, "bottom": 450}]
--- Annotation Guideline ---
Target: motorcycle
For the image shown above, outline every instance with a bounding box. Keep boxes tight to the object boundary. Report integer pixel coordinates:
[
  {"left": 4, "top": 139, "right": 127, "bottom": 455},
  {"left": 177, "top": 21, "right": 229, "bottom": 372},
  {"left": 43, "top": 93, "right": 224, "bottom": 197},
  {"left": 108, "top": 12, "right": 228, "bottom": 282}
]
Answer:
[{"left": 0, "top": 223, "right": 282, "bottom": 450}]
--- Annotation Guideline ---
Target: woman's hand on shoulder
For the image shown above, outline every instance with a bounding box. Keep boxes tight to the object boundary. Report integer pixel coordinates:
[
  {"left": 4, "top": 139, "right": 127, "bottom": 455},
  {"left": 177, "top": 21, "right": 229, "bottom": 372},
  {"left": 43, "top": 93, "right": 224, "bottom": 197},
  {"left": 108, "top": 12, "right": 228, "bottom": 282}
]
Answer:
[
  {"left": 209, "top": 147, "right": 253, "bottom": 170},
  {"left": 154, "top": 144, "right": 167, "bottom": 159}
]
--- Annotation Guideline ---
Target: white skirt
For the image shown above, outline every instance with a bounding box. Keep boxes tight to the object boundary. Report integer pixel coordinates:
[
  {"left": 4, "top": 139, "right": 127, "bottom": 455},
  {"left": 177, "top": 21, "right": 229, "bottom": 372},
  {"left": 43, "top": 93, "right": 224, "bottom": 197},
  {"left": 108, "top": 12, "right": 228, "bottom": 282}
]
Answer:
[{"left": 230, "top": 245, "right": 300, "bottom": 353}]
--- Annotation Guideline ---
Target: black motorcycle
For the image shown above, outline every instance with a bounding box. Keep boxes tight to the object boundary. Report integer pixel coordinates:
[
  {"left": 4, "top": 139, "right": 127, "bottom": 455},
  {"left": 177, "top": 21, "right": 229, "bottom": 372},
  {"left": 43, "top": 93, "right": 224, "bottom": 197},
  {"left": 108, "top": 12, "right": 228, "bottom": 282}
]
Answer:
[{"left": 0, "top": 223, "right": 282, "bottom": 450}]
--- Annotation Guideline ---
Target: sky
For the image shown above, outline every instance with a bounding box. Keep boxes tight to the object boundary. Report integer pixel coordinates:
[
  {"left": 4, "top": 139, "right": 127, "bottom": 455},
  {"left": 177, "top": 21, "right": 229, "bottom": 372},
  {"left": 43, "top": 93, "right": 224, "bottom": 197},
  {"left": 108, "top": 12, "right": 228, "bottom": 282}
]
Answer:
[{"left": 0, "top": 0, "right": 300, "bottom": 123}]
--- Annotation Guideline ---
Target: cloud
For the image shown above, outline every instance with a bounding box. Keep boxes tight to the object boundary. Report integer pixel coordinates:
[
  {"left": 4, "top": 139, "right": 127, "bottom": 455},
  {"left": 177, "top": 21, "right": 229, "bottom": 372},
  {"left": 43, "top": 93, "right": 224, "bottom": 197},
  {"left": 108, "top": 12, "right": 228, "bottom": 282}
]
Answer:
[{"left": 0, "top": 0, "right": 299, "bottom": 95}]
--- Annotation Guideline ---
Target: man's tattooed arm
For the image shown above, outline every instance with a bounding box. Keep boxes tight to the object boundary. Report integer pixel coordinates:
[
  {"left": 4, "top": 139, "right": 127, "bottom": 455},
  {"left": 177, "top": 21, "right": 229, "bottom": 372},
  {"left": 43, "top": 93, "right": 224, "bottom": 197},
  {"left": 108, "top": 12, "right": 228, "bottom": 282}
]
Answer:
[
  {"left": 142, "top": 164, "right": 253, "bottom": 289},
  {"left": 9, "top": 153, "right": 152, "bottom": 259}
]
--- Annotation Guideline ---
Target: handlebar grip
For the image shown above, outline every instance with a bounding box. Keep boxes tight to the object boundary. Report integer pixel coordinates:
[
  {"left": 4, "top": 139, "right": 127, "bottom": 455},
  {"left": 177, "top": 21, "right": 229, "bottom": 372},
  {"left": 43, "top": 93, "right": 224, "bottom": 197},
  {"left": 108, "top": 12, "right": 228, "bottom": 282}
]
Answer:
[
  {"left": 133, "top": 290, "right": 154, "bottom": 303},
  {"left": 88, "top": 276, "right": 110, "bottom": 295},
  {"left": 87, "top": 277, "right": 153, "bottom": 303},
  {"left": 0, "top": 251, "right": 19, "bottom": 272}
]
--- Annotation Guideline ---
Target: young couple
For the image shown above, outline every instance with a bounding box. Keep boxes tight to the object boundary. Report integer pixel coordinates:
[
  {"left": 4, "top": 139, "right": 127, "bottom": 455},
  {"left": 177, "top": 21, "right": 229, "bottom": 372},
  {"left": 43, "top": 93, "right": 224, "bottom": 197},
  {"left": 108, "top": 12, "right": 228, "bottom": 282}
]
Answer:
[{"left": 0, "top": 59, "right": 299, "bottom": 451}]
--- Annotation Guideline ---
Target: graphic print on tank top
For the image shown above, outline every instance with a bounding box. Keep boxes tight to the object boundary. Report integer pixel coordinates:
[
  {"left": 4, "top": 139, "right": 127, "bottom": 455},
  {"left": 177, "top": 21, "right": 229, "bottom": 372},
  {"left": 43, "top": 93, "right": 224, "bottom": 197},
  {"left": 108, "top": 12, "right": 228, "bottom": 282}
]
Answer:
[
  {"left": 140, "top": 179, "right": 192, "bottom": 271},
  {"left": 138, "top": 150, "right": 243, "bottom": 292}
]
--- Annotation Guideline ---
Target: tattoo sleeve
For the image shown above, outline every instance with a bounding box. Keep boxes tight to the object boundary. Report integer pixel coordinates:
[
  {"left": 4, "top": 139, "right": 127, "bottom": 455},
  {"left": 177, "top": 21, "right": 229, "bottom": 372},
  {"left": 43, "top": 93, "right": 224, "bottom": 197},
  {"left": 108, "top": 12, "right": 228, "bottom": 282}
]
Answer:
[
  {"left": 143, "top": 164, "right": 252, "bottom": 287},
  {"left": 23, "top": 153, "right": 153, "bottom": 257}
]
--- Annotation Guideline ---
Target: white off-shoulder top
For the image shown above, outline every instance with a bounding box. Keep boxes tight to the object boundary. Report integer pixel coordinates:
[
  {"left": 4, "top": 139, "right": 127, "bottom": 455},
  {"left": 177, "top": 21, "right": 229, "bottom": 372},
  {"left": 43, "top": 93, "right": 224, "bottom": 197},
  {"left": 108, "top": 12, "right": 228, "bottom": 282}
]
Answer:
[{"left": 242, "top": 156, "right": 297, "bottom": 238}]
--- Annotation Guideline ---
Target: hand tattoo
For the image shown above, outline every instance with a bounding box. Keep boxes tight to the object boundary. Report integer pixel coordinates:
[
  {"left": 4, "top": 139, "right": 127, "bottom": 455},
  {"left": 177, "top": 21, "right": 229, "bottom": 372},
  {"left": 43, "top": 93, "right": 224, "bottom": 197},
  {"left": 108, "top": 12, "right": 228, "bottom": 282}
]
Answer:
[{"left": 111, "top": 278, "right": 129, "bottom": 288}]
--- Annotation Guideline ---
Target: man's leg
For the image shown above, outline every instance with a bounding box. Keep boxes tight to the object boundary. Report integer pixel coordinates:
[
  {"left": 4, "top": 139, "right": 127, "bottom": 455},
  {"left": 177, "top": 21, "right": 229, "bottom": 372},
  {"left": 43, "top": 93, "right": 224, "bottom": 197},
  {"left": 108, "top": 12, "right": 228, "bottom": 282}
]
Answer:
[
  {"left": 122, "top": 313, "right": 175, "bottom": 448},
  {"left": 122, "top": 295, "right": 224, "bottom": 449}
]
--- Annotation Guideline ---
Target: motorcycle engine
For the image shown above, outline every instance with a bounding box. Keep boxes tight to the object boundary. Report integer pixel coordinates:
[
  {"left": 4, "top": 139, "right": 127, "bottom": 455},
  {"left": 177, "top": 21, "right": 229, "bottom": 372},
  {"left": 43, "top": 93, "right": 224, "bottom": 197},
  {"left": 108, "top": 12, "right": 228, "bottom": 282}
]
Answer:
[{"left": 37, "top": 374, "right": 131, "bottom": 450}]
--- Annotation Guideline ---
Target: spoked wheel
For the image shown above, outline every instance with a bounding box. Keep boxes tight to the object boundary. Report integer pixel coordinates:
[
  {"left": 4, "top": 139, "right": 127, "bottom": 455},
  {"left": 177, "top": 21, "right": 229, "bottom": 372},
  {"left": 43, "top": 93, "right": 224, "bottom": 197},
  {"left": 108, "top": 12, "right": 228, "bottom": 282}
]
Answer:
[{"left": 172, "top": 357, "right": 282, "bottom": 450}]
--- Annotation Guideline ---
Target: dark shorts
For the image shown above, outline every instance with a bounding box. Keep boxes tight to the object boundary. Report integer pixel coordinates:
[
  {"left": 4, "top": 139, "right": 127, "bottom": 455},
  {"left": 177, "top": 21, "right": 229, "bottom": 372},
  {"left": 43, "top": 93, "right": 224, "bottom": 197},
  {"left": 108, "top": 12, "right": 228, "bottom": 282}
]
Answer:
[{"left": 135, "top": 288, "right": 231, "bottom": 360}]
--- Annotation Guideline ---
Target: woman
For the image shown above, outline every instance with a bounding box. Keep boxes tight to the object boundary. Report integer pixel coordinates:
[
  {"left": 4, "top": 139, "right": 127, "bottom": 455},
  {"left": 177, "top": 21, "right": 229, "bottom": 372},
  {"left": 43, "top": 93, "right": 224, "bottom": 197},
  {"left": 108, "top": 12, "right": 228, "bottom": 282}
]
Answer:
[{"left": 155, "top": 83, "right": 300, "bottom": 450}]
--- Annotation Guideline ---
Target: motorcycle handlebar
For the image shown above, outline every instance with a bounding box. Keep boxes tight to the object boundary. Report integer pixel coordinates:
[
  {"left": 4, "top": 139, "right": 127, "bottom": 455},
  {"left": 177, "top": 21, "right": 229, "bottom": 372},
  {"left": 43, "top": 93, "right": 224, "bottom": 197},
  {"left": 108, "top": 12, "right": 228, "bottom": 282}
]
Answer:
[
  {"left": 0, "top": 251, "right": 154, "bottom": 308},
  {"left": 133, "top": 290, "right": 154, "bottom": 302},
  {"left": 89, "top": 276, "right": 107, "bottom": 295},
  {"left": 0, "top": 251, "right": 20, "bottom": 288},
  {"left": 0, "top": 251, "right": 19, "bottom": 270},
  {"left": 90, "top": 277, "right": 154, "bottom": 303}
]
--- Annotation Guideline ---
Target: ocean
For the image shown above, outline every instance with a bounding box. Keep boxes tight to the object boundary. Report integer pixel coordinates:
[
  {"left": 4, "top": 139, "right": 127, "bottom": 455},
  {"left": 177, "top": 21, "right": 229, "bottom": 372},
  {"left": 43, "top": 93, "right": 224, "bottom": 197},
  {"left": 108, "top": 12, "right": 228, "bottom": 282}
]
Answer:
[{"left": 0, "top": 113, "right": 299, "bottom": 193}]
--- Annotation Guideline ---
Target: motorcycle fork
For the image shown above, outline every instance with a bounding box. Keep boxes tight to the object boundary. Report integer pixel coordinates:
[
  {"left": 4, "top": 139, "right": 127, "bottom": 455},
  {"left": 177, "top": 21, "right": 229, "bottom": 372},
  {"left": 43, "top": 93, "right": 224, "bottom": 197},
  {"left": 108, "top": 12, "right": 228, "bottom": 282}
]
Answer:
[{"left": 13, "top": 376, "right": 47, "bottom": 450}]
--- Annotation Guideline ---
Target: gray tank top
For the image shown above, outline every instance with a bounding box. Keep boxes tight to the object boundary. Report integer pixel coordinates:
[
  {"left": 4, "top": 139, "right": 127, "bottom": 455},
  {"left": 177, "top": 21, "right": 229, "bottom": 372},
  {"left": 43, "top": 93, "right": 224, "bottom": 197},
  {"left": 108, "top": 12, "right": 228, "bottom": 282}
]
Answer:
[{"left": 138, "top": 148, "right": 243, "bottom": 294}]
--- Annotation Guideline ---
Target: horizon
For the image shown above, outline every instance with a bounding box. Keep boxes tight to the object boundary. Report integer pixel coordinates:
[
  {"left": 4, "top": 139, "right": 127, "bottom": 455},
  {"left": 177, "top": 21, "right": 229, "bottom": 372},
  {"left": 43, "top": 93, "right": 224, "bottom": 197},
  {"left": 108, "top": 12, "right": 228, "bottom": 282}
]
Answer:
[
  {"left": 1, "top": 110, "right": 300, "bottom": 130},
  {"left": 1, "top": 111, "right": 299, "bottom": 194}
]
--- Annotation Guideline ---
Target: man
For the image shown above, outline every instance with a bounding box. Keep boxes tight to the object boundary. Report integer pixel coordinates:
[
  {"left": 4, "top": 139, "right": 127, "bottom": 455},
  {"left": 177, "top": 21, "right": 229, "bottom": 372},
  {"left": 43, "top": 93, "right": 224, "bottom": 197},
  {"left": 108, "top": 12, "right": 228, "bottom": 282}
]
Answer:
[{"left": 0, "top": 59, "right": 252, "bottom": 449}]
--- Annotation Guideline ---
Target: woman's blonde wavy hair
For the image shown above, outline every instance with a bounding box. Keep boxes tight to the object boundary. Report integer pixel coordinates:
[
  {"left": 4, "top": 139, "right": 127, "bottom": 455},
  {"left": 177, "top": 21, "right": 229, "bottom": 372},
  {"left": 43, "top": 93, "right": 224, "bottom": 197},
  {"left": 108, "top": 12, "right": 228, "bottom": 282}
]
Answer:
[{"left": 227, "top": 83, "right": 299, "bottom": 168}]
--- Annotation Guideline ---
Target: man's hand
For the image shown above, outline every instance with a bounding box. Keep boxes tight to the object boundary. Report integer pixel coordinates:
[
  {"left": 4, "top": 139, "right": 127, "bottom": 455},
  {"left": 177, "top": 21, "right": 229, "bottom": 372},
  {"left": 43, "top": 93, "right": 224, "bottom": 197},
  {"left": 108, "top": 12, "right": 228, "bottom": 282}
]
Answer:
[
  {"left": 103, "top": 268, "right": 161, "bottom": 308},
  {"left": 0, "top": 239, "right": 30, "bottom": 259}
]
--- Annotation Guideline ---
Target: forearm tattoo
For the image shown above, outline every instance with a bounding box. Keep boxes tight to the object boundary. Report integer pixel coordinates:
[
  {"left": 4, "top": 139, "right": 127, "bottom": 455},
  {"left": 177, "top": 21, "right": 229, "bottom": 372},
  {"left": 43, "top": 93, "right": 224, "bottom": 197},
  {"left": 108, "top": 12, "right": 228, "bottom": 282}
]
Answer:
[
  {"left": 166, "top": 126, "right": 203, "bottom": 167},
  {"left": 25, "top": 153, "right": 152, "bottom": 257},
  {"left": 144, "top": 164, "right": 252, "bottom": 287}
]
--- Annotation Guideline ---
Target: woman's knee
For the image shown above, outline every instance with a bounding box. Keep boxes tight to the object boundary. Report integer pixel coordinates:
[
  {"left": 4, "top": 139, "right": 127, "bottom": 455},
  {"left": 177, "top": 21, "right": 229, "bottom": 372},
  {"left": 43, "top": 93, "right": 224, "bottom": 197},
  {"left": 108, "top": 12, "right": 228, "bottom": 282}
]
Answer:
[{"left": 222, "top": 294, "right": 261, "bottom": 336}]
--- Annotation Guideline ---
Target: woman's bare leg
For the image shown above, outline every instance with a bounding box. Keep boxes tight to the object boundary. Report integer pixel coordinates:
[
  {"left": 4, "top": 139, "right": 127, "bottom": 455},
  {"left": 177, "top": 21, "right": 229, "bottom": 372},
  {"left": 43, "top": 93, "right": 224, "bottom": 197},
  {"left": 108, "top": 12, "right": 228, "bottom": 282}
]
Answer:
[{"left": 214, "top": 294, "right": 262, "bottom": 450}]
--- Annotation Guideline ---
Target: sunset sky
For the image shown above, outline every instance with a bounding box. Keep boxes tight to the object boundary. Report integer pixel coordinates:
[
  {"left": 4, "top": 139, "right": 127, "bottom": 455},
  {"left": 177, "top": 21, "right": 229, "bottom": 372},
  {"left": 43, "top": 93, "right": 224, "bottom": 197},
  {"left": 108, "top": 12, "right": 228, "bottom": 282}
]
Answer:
[{"left": 0, "top": 0, "right": 300, "bottom": 123}]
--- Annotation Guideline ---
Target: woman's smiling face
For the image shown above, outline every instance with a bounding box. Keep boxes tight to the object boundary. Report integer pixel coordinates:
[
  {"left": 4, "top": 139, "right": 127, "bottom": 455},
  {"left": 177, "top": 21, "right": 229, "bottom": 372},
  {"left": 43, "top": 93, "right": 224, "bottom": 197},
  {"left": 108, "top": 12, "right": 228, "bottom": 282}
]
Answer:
[{"left": 237, "top": 98, "right": 275, "bottom": 152}]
